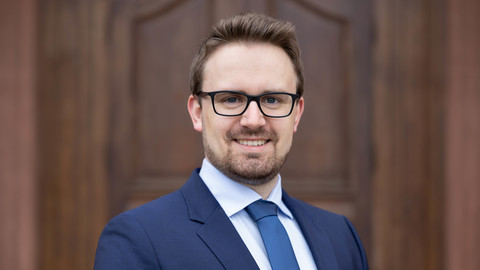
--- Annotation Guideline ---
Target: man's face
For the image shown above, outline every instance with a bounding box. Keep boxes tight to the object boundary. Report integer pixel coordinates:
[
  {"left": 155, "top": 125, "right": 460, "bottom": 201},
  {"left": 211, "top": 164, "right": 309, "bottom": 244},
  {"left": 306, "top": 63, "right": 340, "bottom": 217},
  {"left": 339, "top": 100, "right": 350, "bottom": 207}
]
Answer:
[{"left": 188, "top": 43, "right": 304, "bottom": 186}]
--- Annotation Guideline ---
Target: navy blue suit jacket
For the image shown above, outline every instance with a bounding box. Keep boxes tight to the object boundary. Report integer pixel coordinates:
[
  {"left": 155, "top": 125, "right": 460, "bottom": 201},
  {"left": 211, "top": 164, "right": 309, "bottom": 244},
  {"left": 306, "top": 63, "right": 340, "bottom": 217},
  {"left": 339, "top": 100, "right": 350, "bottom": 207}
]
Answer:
[{"left": 94, "top": 169, "right": 369, "bottom": 269}]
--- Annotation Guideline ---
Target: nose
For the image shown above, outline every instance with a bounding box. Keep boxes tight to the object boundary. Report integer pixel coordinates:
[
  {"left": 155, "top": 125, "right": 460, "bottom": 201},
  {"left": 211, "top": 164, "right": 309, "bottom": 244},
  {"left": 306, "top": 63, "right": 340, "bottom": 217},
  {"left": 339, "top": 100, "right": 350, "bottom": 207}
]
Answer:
[{"left": 240, "top": 101, "right": 266, "bottom": 129}]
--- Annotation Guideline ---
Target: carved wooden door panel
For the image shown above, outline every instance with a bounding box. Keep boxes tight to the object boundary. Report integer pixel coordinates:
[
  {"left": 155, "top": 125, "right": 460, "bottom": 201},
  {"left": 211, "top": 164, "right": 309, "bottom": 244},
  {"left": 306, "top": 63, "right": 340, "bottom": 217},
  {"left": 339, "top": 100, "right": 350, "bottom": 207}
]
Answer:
[{"left": 109, "top": 0, "right": 372, "bottom": 247}]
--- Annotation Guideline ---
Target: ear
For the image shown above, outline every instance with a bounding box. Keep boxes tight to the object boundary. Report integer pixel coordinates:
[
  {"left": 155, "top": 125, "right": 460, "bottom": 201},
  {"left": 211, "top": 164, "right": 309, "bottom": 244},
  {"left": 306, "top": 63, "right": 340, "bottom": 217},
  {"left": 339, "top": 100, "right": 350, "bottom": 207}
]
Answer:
[
  {"left": 293, "top": 97, "right": 304, "bottom": 133},
  {"left": 187, "top": 95, "right": 203, "bottom": 132}
]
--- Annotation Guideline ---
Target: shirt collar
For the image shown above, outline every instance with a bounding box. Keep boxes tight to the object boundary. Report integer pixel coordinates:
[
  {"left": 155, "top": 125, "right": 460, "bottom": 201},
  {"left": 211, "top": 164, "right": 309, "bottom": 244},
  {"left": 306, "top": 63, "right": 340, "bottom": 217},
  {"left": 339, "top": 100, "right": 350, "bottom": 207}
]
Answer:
[{"left": 199, "top": 158, "right": 293, "bottom": 219}]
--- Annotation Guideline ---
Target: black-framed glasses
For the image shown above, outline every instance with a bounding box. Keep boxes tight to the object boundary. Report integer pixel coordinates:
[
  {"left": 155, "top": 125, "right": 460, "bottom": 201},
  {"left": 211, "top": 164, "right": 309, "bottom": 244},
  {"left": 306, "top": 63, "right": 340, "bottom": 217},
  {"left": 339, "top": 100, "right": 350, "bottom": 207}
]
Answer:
[{"left": 199, "top": 90, "right": 299, "bottom": 118}]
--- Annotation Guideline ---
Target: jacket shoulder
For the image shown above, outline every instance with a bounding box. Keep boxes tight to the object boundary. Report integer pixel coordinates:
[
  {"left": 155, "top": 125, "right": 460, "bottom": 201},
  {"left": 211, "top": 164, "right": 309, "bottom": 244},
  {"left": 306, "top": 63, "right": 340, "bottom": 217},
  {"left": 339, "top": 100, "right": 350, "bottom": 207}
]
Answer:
[
  {"left": 285, "top": 195, "right": 345, "bottom": 221},
  {"left": 122, "top": 190, "right": 186, "bottom": 221}
]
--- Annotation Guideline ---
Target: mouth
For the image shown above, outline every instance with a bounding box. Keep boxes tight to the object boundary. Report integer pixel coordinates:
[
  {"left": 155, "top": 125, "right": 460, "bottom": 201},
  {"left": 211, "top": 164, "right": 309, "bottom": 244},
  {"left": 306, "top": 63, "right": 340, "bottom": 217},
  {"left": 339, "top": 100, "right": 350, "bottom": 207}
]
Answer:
[{"left": 235, "top": 139, "right": 269, "bottom": 147}]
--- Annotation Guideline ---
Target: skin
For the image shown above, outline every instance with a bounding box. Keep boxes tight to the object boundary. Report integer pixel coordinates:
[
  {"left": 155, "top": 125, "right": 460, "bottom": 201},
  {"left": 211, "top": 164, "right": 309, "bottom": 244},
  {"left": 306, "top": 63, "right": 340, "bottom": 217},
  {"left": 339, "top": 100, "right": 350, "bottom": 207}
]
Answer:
[{"left": 188, "top": 42, "right": 304, "bottom": 199}]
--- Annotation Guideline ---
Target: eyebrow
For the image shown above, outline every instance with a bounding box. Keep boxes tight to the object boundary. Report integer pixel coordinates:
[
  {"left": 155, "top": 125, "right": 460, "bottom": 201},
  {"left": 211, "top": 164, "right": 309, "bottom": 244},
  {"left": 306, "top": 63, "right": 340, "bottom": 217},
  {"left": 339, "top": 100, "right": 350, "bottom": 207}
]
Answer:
[{"left": 217, "top": 89, "right": 290, "bottom": 94}]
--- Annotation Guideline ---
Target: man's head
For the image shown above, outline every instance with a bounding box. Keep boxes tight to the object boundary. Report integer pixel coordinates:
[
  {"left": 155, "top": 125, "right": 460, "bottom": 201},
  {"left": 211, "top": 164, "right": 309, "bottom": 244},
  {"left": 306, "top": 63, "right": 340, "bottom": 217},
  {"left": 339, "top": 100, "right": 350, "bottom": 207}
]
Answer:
[
  {"left": 188, "top": 13, "right": 304, "bottom": 188},
  {"left": 190, "top": 13, "right": 304, "bottom": 97}
]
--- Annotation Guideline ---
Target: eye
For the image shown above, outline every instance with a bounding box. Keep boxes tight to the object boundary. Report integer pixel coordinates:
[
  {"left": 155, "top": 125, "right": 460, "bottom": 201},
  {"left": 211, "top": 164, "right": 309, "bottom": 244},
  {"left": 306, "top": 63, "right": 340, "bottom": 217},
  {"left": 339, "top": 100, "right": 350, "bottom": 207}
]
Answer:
[
  {"left": 264, "top": 97, "right": 278, "bottom": 104},
  {"left": 224, "top": 96, "right": 240, "bottom": 103},
  {"left": 262, "top": 95, "right": 285, "bottom": 105},
  {"left": 215, "top": 93, "right": 246, "bottom": 107}
]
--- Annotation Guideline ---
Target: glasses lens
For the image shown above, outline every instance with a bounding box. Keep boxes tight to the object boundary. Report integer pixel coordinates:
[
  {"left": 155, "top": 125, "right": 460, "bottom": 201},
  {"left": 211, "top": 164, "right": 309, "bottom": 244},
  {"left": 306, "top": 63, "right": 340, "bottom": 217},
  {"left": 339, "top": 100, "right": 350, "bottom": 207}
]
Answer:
[
  {"left": 213, "top": 92, "right": 248, "bottom": 115},
  {"left": 259, "top": 93, "right": 294, "bottom": 117},
  {"left": 212, "top": 92, "right": 295, "bottom": 117}
]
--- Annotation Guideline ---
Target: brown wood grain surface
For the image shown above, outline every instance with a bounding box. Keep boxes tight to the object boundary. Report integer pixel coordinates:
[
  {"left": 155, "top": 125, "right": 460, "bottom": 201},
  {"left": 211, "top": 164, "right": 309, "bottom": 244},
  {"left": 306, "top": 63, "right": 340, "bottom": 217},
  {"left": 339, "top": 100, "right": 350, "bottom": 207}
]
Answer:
[{"left": 2, "top": 0, "right": 479, "bottom": 269}]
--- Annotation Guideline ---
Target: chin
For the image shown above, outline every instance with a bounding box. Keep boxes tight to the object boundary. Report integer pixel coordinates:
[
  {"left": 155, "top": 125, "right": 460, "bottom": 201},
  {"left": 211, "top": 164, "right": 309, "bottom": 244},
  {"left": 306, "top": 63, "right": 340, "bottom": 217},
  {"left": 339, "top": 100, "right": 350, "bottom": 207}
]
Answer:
[{"left": 205, "top": 140, "right": 289, "bottom": 185}]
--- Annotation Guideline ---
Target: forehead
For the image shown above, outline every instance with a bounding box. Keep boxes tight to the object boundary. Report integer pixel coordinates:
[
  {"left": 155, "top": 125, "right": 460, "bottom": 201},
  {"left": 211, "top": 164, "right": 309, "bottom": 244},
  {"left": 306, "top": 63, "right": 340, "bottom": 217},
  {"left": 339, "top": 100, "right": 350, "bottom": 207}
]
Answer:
[{"left": 202, "top": 43, "right": 297, "bottom": 94}]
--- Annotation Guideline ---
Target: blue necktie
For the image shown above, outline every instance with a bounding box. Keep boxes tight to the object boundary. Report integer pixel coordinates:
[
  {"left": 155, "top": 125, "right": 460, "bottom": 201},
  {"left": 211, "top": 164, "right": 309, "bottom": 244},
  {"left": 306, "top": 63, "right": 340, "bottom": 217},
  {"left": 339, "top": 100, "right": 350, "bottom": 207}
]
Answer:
[{"left": 245, "top": 200, "right": 300, "bottom": 270}]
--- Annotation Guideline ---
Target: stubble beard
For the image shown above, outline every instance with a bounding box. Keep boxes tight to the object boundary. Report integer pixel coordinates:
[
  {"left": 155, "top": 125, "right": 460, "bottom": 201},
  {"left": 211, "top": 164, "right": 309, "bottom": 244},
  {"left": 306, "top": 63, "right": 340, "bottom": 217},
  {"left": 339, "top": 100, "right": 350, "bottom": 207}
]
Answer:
[{"left": 203, "top": 128, "right": 290, "bottom": 186}]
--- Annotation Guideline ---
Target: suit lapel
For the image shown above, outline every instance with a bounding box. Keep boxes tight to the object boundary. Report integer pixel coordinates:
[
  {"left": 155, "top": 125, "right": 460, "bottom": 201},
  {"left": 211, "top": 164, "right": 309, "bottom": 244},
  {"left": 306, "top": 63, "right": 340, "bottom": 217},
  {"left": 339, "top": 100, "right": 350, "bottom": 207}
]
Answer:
[
  {"left": 181, "top": 170, "right": 259, "bottom": 270},
  {"left": 283, "top": 192, "right": 340, "bottom": 270}
]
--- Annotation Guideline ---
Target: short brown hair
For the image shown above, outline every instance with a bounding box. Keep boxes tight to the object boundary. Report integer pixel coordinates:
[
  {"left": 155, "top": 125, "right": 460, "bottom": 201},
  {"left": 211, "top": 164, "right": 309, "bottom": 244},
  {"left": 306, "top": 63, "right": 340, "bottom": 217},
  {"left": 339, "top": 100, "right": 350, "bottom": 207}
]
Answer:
[{"left": 189, "top": 13, "right": 304, "bottom": 97}]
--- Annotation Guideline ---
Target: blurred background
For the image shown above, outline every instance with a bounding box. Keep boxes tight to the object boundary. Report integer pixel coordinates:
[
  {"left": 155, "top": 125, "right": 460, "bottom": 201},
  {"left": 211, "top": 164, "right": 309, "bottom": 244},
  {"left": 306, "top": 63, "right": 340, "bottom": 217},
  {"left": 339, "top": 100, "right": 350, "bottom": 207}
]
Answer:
[{"left": 1, "top": 0, "right": 479, "bottom": 269}]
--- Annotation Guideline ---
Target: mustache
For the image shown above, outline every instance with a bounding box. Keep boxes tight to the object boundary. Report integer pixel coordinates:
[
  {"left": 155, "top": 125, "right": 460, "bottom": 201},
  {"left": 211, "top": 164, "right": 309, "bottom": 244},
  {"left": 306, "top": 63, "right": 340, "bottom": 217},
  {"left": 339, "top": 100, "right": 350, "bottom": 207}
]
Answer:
[{"left": 226, "top": 127, "right": 278, "bottom": 141}]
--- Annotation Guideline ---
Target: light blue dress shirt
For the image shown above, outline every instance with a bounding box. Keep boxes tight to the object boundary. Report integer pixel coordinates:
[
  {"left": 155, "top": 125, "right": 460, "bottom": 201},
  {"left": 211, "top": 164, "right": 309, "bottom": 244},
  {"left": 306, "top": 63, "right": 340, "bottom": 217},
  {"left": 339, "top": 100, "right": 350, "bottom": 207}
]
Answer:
[{"left": 199, "top": 159, "right": 317, "bottom": 270}]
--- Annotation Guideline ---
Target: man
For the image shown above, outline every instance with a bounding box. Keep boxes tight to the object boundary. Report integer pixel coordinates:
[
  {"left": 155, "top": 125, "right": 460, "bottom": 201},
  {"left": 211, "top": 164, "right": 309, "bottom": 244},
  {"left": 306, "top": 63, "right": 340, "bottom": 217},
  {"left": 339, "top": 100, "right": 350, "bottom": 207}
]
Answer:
[{"left": 94, "top": 13, "right": 369, "bottom": 270}]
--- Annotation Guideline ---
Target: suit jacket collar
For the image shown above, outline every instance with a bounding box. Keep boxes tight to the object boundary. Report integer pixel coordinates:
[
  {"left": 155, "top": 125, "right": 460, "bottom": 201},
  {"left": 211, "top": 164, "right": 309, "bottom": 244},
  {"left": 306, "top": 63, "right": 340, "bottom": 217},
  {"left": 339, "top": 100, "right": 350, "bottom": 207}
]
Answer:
[
  {"left": 180, "top": 169, "right": 259, "bottom": 270},
  {"left": 181, "top": 169, "right": 339, "bottom": 270},
  {"left": 283, "top": 191, "right": 340, "bottom": 270}
]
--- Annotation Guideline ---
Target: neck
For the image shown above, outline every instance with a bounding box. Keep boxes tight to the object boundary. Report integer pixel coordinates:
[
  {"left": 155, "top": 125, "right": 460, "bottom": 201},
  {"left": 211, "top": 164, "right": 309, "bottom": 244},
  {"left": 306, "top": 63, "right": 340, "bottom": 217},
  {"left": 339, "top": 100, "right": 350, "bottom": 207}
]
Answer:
[{"left": 245, "top": 175, "right": 279, "bottom": 200}]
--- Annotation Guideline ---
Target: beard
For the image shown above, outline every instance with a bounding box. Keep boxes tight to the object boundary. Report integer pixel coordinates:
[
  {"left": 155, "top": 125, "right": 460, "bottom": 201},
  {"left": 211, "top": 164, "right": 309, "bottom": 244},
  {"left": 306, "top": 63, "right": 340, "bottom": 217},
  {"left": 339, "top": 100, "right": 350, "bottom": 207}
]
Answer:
[{"left": 203, "top": 127, "right": 290, "bottom": 186}]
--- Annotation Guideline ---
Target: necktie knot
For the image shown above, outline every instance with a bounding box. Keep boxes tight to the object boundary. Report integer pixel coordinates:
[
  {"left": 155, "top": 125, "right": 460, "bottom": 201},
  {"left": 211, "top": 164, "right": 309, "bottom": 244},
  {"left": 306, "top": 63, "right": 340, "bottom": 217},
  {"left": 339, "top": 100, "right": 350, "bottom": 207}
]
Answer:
[{"left": 245, "top": 200, "right": 278, "bottom": 222}]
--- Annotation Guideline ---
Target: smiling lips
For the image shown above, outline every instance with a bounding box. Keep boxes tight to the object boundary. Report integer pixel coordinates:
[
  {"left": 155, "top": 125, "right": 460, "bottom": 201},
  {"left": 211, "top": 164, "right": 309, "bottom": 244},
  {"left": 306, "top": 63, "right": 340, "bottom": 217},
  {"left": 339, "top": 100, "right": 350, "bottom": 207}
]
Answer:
[{"left": 236, "top": 139, "right": 268, "bottom": 146}]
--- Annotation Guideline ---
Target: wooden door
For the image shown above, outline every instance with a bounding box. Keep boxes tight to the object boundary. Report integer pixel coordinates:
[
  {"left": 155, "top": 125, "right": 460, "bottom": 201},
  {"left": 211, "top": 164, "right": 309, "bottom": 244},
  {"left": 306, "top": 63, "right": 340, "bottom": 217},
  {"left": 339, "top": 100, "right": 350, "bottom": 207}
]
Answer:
[
  {"left": 109, "top": 0, "right": 372, "bottom": 248},
  {"left": 35, "top": 0, "right": 451, "bottom": 269}
]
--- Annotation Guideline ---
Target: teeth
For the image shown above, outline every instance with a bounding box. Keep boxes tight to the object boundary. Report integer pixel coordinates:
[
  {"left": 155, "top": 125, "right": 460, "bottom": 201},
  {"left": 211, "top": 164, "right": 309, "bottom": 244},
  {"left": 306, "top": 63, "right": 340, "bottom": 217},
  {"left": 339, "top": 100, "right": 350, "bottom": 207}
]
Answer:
[{"left": 237, "top": 140, "right": 267, "bottom": 146}]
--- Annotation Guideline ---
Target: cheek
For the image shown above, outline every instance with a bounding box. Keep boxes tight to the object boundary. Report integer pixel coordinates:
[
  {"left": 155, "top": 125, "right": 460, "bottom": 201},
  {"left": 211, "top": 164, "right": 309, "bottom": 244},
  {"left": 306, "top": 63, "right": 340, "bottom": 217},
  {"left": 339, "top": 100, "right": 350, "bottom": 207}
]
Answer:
[
  {"left": 203, "top": 115, "right": 232, "bottom": 143},
  {"left": 280, "top": 131, "right": 294, "bottom": 150},
  {"left": 273, "top": 122, "right": 295, "bottom": 148}
]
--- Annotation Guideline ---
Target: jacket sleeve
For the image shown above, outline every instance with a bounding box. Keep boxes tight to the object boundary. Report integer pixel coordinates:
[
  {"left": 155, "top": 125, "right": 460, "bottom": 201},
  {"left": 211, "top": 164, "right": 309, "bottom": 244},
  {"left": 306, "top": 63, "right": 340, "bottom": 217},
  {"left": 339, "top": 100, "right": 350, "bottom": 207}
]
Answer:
[
  {"left": 344, "top": 216, "right": 369, "bottom": 270},
  {"left": 93, "top": 213, "right": 161, "bottom": 270}
]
